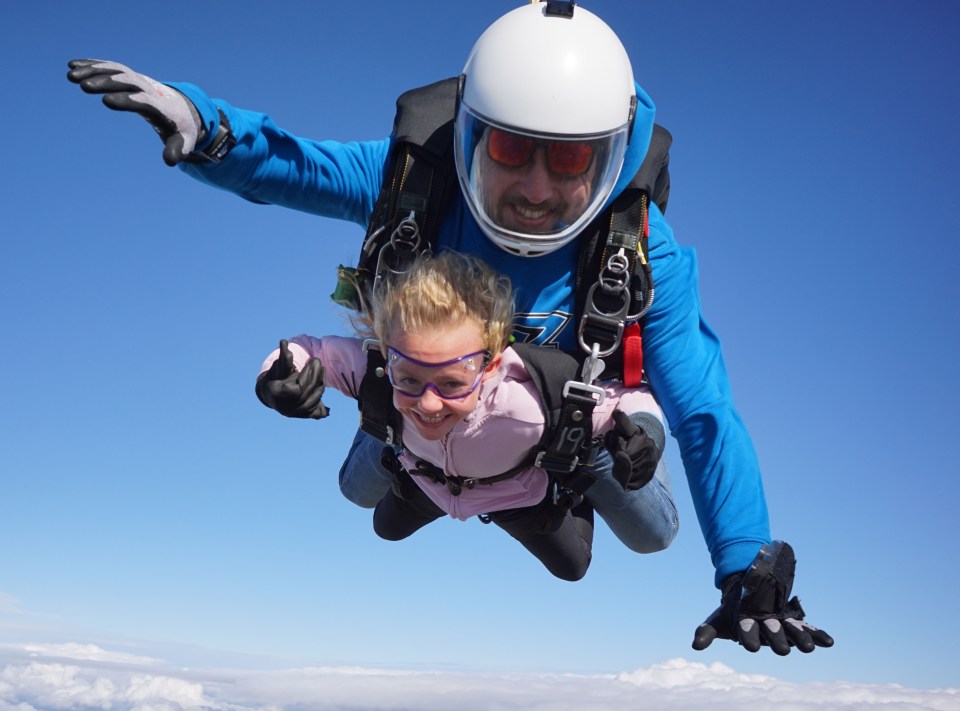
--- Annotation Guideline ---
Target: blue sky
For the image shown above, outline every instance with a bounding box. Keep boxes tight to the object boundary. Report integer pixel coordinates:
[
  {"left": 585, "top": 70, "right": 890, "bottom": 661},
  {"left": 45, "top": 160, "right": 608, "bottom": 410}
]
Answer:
[{"left": 2, "top": 1, "right": 959, "bottom": 709}]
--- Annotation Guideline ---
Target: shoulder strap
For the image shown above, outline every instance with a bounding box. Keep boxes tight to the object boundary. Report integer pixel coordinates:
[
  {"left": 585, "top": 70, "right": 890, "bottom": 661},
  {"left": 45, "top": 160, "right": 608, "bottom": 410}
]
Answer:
[
  {"left": 512, "top": 343, "right": 601, "bottom": 495},
  {"left": 336, "top": 78, "right": 461, "bottom": 312},
  {"left": 638, "top": 123, "right": 672, "bottom": 214},
  {"left": 574, "top": 123, "right": 672, "bottom": 384},
  {"left": 357, "top": 341, "right": 403, "bottom": 446},
  {"left": 392, "top": 77, "right": 460, "bottom": 156}
]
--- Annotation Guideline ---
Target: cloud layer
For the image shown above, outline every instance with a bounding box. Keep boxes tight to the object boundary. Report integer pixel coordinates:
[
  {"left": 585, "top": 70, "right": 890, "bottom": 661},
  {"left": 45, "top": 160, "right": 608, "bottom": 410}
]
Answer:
[{"left": 0, "top": 643, "right": 956, "bottom": 711}]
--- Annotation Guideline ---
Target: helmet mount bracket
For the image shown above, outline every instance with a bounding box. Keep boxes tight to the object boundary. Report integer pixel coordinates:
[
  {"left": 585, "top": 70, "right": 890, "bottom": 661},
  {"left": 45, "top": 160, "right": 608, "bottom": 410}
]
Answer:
[{"left": 545, "top": 1, "right": 576, "bottom": 19}]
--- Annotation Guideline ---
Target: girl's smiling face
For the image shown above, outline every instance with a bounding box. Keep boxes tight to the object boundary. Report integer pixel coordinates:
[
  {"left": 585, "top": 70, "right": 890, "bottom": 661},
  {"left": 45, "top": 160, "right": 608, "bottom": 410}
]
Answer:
[{"left": 386, "top": 319, "right": 500, "bottom": 441}]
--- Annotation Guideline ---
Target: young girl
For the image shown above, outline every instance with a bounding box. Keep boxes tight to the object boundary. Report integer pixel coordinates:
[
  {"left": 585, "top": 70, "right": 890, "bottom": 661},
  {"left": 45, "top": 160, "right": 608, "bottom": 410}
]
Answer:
[{"left": 256, "top": 251, "right": 666, "bottom": 581}]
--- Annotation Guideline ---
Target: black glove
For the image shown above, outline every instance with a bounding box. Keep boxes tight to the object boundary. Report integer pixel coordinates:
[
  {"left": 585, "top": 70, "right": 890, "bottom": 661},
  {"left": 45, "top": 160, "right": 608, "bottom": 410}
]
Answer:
[
  {"left": 255, "top": 340, "right": 329, "bottom": 419},
  {"left": 603, "top": 410, "right": 661, "bottom": 491},
  {"left": 67, "top": 59, "right": 204, "bottom": 166},
  {"left": 692, "top": 541, "right": 834, "bottom": 655}
]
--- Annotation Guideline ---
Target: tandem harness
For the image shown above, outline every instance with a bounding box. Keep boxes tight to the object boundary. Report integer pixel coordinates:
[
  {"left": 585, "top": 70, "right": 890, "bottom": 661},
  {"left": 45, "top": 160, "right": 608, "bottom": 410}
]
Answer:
[
  {"left": 358, "top": 339, "right": 605, "bottom": 503},
  {"left": 331, "top": 76, "right": 672, "bottom": 387},
  {"left": 338, "top": 77, "right": 672, "bottom": 499}
]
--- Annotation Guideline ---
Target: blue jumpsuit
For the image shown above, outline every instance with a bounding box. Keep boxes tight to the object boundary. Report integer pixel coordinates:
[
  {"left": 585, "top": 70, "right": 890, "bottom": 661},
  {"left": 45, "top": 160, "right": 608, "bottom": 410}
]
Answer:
[{"left": 172, "top": 80, "right": 771, "bottom": 586}]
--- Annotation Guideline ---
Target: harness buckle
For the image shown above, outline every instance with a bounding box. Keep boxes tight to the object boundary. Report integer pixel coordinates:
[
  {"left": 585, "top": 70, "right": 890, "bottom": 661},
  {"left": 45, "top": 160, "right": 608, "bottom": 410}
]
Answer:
[
  {"left": 383, "top": 425, "right": 396, "bottom": 446},
  {"left": 561, "top": 379, "right": 606, "bottom": 407},
  {"left": 535, "top": 449, "right": 580, "bottom": 474},
  {"left": 442, "top": 475, "right": 477, "bottom": 496},
  {"left": 577, "top": 312, "right": 624, "bottom": 358},
  {"left": 578, "top": 282, "right": 630, "bottom": 357}
]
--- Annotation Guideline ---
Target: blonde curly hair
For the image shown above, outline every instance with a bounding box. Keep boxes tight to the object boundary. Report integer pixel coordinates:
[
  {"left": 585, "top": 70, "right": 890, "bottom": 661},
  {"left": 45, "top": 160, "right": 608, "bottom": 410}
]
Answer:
[{"left": 355, "top": 250, "right": 515, "bottom": 356}]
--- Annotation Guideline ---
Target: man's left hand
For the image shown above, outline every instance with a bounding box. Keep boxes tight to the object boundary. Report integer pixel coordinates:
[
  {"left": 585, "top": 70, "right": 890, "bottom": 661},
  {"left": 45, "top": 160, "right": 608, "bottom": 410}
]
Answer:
[{"left": 692, "top": 541, "right": 834, "bottom": 655}]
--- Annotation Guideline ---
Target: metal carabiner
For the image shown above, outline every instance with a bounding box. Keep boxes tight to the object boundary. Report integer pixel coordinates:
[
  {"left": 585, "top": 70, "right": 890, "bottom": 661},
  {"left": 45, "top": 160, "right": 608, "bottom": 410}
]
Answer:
[
  {"left": 375, "top": 211, "right": 422, "bottom": 281},
  {"left": 564, "top": 341, "right": 606, "bottom": 404},
  {"left": 599, "top": 252, "right": 631, "bottom": 293},
  {"left": 577, "top": 282, "right": 629, "bottom": 357}
]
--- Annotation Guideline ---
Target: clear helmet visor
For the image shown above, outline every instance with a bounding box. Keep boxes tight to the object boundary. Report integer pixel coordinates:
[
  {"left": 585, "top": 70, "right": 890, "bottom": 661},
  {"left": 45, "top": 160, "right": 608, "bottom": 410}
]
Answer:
[{"left": 455, "top": 106, "right": 629, "bottom": 257}]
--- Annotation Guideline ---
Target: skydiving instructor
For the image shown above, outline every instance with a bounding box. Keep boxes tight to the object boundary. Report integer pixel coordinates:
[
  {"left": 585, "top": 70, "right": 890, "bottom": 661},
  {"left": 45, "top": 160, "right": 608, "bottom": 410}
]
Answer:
[{"left": 66, "top": 1, "right": 833, "bottom": 656}]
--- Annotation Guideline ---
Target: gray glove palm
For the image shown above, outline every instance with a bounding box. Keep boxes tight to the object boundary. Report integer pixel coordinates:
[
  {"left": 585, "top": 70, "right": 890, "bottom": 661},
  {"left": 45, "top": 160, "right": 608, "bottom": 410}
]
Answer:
[{"left": 67, "top": 59, "right": 203, "bottom": 166}]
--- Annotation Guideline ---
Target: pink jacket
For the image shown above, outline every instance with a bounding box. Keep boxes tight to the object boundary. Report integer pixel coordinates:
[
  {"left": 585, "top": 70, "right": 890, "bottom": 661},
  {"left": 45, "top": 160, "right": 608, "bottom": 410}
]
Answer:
[{"left": 262, "top": 336, "right": 663, "bottom": 521}]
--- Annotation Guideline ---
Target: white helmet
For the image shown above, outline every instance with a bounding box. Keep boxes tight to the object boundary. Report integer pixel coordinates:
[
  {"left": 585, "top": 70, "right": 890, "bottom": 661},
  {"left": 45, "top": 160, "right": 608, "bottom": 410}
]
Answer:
[{"left": 455, "top": 1, "right": 637, "bottom": 257}]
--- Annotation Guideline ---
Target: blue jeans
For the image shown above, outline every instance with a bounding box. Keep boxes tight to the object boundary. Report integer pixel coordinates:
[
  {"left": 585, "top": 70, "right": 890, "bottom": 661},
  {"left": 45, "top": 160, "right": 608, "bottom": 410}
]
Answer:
[
  {"left": 338, "top": 423, "right": 679, "bottom": 554},
  {"left": 338, "top": 428, "right": 395, "bottom": 509},
  {"left": 582, "top": 445, "right": 678, "bottom": 553}
]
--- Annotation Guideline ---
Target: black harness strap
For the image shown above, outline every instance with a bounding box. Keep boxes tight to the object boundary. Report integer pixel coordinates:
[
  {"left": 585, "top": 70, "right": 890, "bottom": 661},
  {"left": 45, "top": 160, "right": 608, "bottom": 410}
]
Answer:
[
  {"left": 334, "top": 78, "right": 460, "bottom": 312},
  {"left": 357, "top": 340, "right": 403, "bottom": 446},
  {"left": 574, "top": 123, "right": 671, "bottom": 382},
  {"left": 406, "top": 457, "right": 533, "bottom": 497},
  {"left": 512, "top": 343, "right": 602, "bottom": 496}
]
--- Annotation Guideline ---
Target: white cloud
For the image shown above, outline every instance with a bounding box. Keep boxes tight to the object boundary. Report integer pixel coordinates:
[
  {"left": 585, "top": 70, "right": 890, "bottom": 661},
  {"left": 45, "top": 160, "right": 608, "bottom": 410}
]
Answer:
[
  {"left": 0, "top": 643, "right": 956, "bottom": 711},
  {"left": 616, "top": 659, "right": 960, "bottom": 710},
  {"left": 0, "top": 661, "right": 209, "bottom": 711},
  {"left": 18, "top": 643, "right": 161, "bottom": 666}
]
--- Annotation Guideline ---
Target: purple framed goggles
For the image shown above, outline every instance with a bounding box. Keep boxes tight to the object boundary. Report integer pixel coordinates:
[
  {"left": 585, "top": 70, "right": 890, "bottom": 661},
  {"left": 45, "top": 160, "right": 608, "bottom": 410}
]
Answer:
[{"left": 386, "top": 346, "right": 492, "bottom": 399}]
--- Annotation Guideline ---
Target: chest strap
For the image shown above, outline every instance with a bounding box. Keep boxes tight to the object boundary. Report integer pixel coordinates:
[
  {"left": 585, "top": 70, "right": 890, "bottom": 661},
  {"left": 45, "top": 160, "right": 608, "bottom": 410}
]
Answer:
[{"left": 382, "top": 449, "right": 532, "bottom": 497}]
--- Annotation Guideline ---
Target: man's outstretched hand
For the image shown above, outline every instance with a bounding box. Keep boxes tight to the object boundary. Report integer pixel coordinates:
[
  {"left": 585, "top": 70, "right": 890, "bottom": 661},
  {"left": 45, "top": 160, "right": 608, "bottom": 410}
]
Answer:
[
  {"left": 692, "top": 541, "right": 834, "bottom": 655},
  {"left": 67, "top": 59, "right": 204, "bottom": 166}
]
